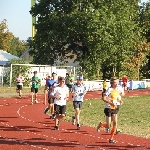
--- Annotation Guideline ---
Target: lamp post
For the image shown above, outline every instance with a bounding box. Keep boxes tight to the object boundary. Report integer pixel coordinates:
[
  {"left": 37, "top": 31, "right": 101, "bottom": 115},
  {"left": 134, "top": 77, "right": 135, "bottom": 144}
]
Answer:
[{"left": 31, "top": 0, "right": 36, "bottom": 39}]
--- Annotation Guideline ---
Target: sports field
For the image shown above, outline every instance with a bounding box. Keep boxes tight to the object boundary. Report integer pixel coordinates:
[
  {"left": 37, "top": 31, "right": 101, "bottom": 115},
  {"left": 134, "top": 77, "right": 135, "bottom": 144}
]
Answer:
[{"left": 0, "top": 89, "right": 150, "bottom": 150}]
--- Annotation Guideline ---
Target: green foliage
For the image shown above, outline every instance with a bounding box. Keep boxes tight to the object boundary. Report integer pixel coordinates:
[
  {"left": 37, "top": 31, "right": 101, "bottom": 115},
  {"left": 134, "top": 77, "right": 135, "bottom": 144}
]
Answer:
[
  {"left": 0, "top": 19, "right": 29, "bottom": 57},
  {"left": 3, "top": 59, "right": 31, "bottom": 86},
  {"left": 29, "top": 0, "right": 150, "bottom": 80}
]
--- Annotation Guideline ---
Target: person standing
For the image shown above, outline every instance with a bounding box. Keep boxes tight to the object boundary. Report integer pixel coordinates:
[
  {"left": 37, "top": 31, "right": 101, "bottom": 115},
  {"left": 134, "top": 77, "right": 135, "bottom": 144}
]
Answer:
[
  {"left": 31, "top": 71, "right": 41, "bottom": 105},
  {"left": 65, "top": 72, "right": 74, "bottom": 92},
  {"left": 49, "top": 77, "right": 69, "bottom": 130},
  {"left": 72, "top": 76, "right": 87, "bottom": 130},
  {"left": 16, "top": 73, "right": 24, "bottom": 98}
]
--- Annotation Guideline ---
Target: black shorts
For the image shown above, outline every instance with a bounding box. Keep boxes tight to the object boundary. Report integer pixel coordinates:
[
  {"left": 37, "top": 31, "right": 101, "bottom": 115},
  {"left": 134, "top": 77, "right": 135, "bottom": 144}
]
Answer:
[
  {"left": 16, "top": 85, "right": 22, "bottom": 90},
  {"left": 48, "top": 98, "right": 54, "bottom": 104},
  {"left": 73, "top": 101, "right": 83, "bottom": 110},
  {"left": 123, "top": 82, "right": 127, "bottom": 87},
  {"left": 104, "top": 106, "right": 120, "bottom": 117},
  {"left": 66, "top": 84, "right": 73, "bottom": 88},
  {"left": 54, "top": 104, "right": 66, "bottom": 115},
  {"left": 31, "top": 88, "right": 38, "bottom": 93}
]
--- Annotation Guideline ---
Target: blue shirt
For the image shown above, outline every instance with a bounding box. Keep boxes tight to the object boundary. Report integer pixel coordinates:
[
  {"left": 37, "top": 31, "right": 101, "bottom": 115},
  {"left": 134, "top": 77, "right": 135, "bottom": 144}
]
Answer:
[
  {"left": 72, "top": 83, "right": 87, "bottom": 102},
  {"left": 47, "top": 80, "right": 58, "bottom": 96}
]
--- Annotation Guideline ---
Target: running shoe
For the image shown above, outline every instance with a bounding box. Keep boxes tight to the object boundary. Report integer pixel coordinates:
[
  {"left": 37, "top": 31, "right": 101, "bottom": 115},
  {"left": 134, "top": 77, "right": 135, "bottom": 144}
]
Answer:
[
  {"left": 54, "top": 126, "right": 59, "bottom": 130},
  {"left": 97, "top": 122, "right": 102, "bottom": 132},
  {"left": 44, "top": 107, "right": 49, "bottom": 114},
  {"left": 109, "top": 139, "right": 115, "bottom": 144},
  {"left": 106, "top": 128, "right": 110, "bottom": 133},
  {"left": 77, "top": 124, "right": 81, "bottom": 130},
  {"left": 35, "top": 99, "right": 38, "bottom": 104}
]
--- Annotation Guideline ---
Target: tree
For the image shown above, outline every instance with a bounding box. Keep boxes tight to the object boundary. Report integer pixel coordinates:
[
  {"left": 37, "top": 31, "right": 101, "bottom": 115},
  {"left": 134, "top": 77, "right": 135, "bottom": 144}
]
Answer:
[
  {"left": 0, "top": 19, "right": 14, "bottom": 51},
  {"left": 0, "top": 19, "right": 28, "bottom": 57},
  {"left": 30, "top": 0, "right": 142, "bottom": 79}
]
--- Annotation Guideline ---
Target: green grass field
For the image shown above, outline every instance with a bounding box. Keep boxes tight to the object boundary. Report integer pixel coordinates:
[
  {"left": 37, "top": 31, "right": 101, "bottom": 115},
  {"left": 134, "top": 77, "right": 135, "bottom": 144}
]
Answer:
[
  {"left": 64, "top": 96, "right": 150, "bottom": 139},
  {"left": 0, "top": 86, "right": 44, "bottom": 96}
]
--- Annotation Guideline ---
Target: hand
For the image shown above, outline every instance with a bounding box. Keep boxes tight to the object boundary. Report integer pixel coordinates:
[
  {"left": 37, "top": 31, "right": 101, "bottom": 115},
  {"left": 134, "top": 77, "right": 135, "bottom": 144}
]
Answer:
[
  {"left": 118, "top": 100, "right": 123, "bottom": 105},
  {"left": 72, "top": 93, "right": 77, "bottom": 97},
  {"left": 108, "top": 101, "right": 115, "bottom": 106},
  {"left": 55, "top": 95, "right": 60, "bottom": 99},
  {"left": 66, "top": 97, "right": 69, "bottom": 101}
]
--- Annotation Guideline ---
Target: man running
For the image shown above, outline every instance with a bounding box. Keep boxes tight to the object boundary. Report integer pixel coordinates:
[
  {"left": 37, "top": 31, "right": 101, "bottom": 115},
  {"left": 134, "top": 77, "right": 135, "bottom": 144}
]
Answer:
[
  {"left": 65, "top": 72, "right": 74, "bottom": 92},
  {"left": 31, "top": 71, "right": 41, "bottom": 105},
  {"left": 122, "top": 75, "right": 129, "bottom": 92},
  {"left": 72, "top": 76, "right": 87, "bottom": 130},
  {"left": 49, "top": 77, "right": 69, "bottom": 130},
  {"left": 97, "top": 77, "right": 123, "bottom": 143},
  {"left": 44, "top": 71, "right": 58, "bottom": 119},
  {"left": 43, "top": 74, "right": 50, "bottom": 105},
  {"left": 16, "top": 73, "right": 24, "bottom": 98}
]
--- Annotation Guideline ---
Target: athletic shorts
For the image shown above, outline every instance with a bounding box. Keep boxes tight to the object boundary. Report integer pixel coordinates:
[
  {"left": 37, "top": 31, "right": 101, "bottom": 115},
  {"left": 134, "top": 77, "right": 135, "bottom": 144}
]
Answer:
[
  {"left": 48, "top": 98, "right": 54, "bottom": 104},
  {"left": 73, "top": 101, "right": 83, "bottom": 110},
  {"left": 31, "top": 88, "right": 38, "bottom": 93},
  {"left": 16, "top": 85, "right": 22, "bottom": 90},
  {"left": 123, "top": 82, "right": 127, "bottom": 87},
  {"left": 54, "top": 104, "right": 66, "bottom": 115},
  {"left": 104, "top": 105, "right": 120, "bottom": 117}
]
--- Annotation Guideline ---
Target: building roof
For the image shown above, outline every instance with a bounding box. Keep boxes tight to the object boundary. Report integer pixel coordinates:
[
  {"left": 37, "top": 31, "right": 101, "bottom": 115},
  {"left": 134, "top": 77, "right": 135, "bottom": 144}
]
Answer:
[
  {"left": 0, "top": 50, "right": 19, "bottom": 61},
  {"left": 20, "top": 48, "right": 32, "bottom": 58}
]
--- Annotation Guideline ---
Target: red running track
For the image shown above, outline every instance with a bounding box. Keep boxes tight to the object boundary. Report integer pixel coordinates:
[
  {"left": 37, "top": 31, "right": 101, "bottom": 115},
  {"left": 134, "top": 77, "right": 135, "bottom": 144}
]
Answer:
[{"left": 0, "top": 89, "right": 150, "bottom": 150}]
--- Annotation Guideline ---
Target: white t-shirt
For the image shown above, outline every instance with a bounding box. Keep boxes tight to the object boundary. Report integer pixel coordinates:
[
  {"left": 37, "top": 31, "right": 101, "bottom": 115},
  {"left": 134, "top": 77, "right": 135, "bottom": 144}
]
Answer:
[
  {"left": 51, "top": 85, "right": 69, "bottom": 106},
  {"left": 16, "top": 76, "right": 24, "bottom": 86},
  {"left": 104, "top": 86, "right": 124, "bottom": 108}
]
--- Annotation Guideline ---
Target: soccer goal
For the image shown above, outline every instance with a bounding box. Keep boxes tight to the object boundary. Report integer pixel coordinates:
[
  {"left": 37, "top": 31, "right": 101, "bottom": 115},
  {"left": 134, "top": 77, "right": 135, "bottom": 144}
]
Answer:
[{"left": 9, "top": 64, "right": 81, "bottom": 87}]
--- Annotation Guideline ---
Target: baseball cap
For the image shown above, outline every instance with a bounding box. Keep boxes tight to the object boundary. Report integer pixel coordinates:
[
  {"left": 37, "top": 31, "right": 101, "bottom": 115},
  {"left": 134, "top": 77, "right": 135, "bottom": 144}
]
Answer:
[
  {"left": 52, "top": 70, "right": 58, "bottom": 75},
  {"left": 77, "top": 76, "right": 83, "bottom": 80}
]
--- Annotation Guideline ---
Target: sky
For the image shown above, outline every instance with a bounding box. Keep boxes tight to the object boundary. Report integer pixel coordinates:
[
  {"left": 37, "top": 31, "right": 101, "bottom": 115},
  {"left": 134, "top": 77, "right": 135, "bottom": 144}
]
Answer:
[{"left": 0, "top": 0, "right": 149, "bottom": 41}]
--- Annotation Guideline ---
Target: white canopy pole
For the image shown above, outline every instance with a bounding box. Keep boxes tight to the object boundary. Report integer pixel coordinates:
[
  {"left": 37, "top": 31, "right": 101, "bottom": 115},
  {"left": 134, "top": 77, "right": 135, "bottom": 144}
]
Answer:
[{"left": 10, "top": 64, "right": 12, "bottom": 87}]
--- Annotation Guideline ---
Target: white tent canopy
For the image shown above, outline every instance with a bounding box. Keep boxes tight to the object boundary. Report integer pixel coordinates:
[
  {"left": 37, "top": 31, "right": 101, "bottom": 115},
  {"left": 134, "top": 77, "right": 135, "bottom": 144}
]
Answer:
[{"left": 0, "top": 50, "right": 19, "bottom": 65}]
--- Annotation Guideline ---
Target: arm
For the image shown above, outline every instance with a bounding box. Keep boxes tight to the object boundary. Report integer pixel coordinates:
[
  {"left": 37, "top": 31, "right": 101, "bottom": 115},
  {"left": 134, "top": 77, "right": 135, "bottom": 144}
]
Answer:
[
  {"left": 82, "top": 85, "right": 87, "bottom": 96},
  {"left": 72, "top": 85, "right": 77, "bottom": 97}
]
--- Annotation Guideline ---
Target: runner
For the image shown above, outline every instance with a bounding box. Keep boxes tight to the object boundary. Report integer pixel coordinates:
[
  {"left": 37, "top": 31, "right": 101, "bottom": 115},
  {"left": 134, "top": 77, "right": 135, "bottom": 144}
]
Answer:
[
  {"left": 31, "top": 71, "right": 41, "bottom": 105},
  {"left": 71, "top": 76, "right": 87, "bottom": 130},
  {"left": 102, "top": 78, "right": 108, "bottom": 97},
  {"left": 97, "top": 77, "right": 123, "bottom": 143},
  {"left": 65, "top": 72, "right": 74, "bottom": 92},
  {"left": 44, "top": 71, "right": 58, "bottom": 119},
  {"left": 49, "top": 77, "right": 69, "bottom": 130},
  {"left": 16, "top": 73, "right": 24, "bottom": 98},
  {"left": 122, "top": 75, "right": 129, "bottom": 92},
  {"left": 43, "top": 74, "right": 50, "bottom": 105}
]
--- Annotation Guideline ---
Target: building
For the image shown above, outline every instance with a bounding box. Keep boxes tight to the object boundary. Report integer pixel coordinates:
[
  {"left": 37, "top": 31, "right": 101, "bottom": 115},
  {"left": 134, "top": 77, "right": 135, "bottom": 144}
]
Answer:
[
  {"left": 0, "top": 50, "right": 19, "bottom": 66},
  {"left": 20, "top": 49, "right": 33, "bottom": 62},
  {"left": 20, "top": 49, "right": 79, "bottom": 67}
]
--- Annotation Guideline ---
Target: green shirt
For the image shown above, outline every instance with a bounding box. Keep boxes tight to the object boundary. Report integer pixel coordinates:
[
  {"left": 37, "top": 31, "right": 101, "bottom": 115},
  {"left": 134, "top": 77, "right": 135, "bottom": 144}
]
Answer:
[
  {"left": 66, "top": 75, "right": 74, "bottom": 85},
  {"left": 31, "top": 76, "right": 40, "bottom": 88}
]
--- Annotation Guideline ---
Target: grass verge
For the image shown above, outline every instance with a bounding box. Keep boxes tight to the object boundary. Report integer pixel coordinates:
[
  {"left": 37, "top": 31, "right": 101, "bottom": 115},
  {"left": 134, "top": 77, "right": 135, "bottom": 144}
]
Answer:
[
  {"left": 0, "top": 86, "right": 44, "bottom": 97},
  {"left": 64, "top": 96, "right": 150, "bottom": 139}
]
